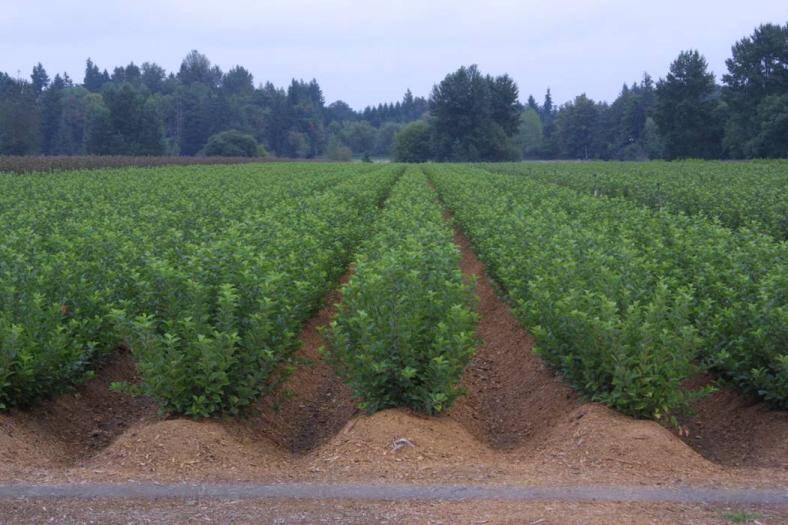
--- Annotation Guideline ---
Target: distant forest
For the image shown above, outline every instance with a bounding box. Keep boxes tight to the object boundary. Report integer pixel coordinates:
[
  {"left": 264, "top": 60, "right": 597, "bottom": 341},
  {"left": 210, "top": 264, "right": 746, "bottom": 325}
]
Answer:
[{"left": 0, "top": 22, "right": 785, "bottom": 161}]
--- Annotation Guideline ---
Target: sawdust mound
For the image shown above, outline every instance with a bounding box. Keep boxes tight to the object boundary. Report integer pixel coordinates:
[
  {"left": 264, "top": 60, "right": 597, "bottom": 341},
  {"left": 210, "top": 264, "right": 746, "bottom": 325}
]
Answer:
[
  {"left": 529, "top": 404, "right": 720, "bottom": 478},
  {"left": 82, "top": 418, "right": 288, "bottom": 480},
  {"left": 309, "top": 408, "right": 493, "bottom": 467}
]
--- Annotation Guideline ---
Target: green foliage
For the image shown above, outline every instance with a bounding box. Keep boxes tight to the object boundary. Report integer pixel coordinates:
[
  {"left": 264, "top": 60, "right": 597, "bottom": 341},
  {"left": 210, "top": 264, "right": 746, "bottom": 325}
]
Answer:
[
  {"left": 429, "top": 164, "right": 787, "bottom": 420},
  {"left": 326, "top": 136, "right": 353, "bottom": 161},
  {"left": 487, "top": 161, "right": 787, "bottom": 240},
  {"left": 722, "top": 511, "right": 762, "bottom": 523},
  {"left": 99, "top": 82, "right": 165, "bottom": 155},
  {"left": 429, "top": 65, "right": 521, "bottom": 161},
  {"left": 517, "top": 108, "right": 543, "bottom": 159},
  {"left": 201, "top": 130, "right": 259, "bottom": 157},
  {"left": 722, "top": 23, "right": 788, "bottom": 158},
  {"left": 555, "top": 94, "right": 603, "bottom": 159},
  {"left": 655, "top": 50, "right": 724, "bottom": 159},
  {"left": 745, "top": 94, "right": 788, "bottom": 158},
  {"left": 0, "top": 76, "right": 40, "bottom": 155},
  {"left": 334, "top": 120, "right": 378, "bottom": 156},
  {"left": 393, "top": 121, "right": 432, "bottom": 162},
  {"left": 325, "top": 168, "right": 477, "bottom": 415},
  {"left": 0, "top": 163, "right": 399, "bottom": 414}
]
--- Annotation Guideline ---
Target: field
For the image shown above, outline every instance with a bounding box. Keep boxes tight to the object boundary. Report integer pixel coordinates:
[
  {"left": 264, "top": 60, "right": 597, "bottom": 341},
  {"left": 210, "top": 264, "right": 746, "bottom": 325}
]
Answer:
[{"left": 0, "top": 161, "right": 786, "bottom": 522}]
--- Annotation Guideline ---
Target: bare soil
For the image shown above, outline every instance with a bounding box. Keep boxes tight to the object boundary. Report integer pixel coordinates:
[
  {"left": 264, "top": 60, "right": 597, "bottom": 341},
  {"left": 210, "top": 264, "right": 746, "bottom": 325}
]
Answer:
[
  {"left": 3, "top": 497, "right": 785, "bottom": 525},
  {"left": 447, "top": 222, "right": 581, "bottom": 449},
  {"left": 0, "top": 208, "right": 786, "bottom": 523},
  {"left": 0, "top": 347, "right": 157, "bottom": 477},
  {"left": 678, "top": 374, "right": 788, "bottom": 468},
  {"left": 247, "top": 270, "right": 358, "bottom": 453}
]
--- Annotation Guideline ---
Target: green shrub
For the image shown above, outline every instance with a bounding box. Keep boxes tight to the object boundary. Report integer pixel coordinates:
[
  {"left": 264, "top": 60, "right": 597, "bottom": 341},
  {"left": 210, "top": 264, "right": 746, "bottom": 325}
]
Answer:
[
  {"left": 486, "top": 160, "right": 788, "bottom": 240},
  {"left": 201, "top": 130, "right": 259, "bottom": 157},
  {"left": 429, "top": 164, "right": 788, "bottom": 421},
  {"left": 0, "top": 163, "right": 398, "bottom": 413},
  {"left": 325, "top": 168, "right": 476, "bottom": 414},
  {"left": 393, "top": 121, "right": 433, "bottom": 162}
]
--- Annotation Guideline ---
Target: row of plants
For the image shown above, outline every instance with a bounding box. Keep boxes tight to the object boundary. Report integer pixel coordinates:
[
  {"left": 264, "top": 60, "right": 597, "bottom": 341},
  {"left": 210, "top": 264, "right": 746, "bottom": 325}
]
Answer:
[
  {"left": 428, "top": 165, "right": 786, "bottom": 423},
  {"left": 0, "top": 155, "right": 291, "bottom": 174},
  {"left": 0, "top": 163, "right": 397, "bottom": 414},
  {"left": 486, "top": 160, "right": 787, "bottom": 240},
  {"left": 324, "top": 167, "right": 477, "bottom": 415}
]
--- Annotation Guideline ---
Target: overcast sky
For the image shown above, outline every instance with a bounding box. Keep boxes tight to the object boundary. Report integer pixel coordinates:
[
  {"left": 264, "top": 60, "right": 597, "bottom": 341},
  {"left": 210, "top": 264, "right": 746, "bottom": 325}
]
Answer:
[{"left": 2, "top": 1, "right": 785, "bottom": 109}]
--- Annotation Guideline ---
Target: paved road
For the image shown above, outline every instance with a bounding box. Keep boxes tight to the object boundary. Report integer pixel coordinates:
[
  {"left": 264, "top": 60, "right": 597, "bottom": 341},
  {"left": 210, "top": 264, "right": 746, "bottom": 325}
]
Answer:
[{"left": 0, "top": 482, "right": 785, "bottom": 505}]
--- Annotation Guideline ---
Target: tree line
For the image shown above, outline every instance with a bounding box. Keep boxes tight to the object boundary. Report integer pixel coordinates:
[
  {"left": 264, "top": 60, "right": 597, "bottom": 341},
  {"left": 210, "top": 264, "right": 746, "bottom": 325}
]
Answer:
[
  {"left": 395, "top": 23, "right": 786, "bottom": 161},
  {"left": 0, "top": 50, "right": 426, "bottom": 159},
  {"left": 0, "top": 23, "right": 785, "bottom": 161}
]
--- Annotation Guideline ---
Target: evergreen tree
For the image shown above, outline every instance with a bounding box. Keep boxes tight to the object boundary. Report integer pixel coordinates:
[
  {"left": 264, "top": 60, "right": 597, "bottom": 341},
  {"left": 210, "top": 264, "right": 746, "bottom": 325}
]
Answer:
[
  {"left": 222, "top": 66, "right": 255, "bottom": 96},
  {"left": 0, "top": 77, "right": 40, "bottom": 154},
  {"left": 526, "top": 94, "right": 539, "bottom": 112},
  {"left": 140, "top": 62, "right": 167, "bottom": 93},
  {"left": 722, "top": 23, "right": 788, "bottom": 158},
  {"left": 39, "top": 74, "right": 68, "bottom": 154},
  {"left": 178, "top": 50, "right": 222, "bottom": 87},
  {"left": 540, "top": 88, "right": 559, "bottom": 158},
  {"left": 83, "top": 58, "right": 109, "bottom": 92},
  {"left": 540, "top": 88, "right": 554, "bottom": 123},
  {"left": 429, "top": 65, "right": 520, "bottom": 161},
  {"left": 30, "top": 63, "right": 49, "bottom": 95},
  {"left": 655, "top": 50, "right": 723, "bottom": 159}
]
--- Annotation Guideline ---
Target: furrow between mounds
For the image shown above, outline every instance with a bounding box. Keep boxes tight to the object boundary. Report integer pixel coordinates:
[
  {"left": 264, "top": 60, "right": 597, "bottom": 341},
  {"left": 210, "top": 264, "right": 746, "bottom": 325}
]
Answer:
[
  {"left": 445, "top": 219, "right": 580, "bottom": 449},
  {"left": 435, "top": 194, "right": 723, "bottom": 482},
  {"left": 0, "top": 347, "right": 158, "bottom": 477},
  {"left": 247, "top": 270, "right": 358, "bottom": 453}
]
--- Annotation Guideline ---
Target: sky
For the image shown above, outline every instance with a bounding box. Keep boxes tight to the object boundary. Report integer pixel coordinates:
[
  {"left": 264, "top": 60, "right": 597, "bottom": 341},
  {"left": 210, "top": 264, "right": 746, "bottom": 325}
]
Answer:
[{"left": 1, "top": 1, "right": 785, "bottom": 110}]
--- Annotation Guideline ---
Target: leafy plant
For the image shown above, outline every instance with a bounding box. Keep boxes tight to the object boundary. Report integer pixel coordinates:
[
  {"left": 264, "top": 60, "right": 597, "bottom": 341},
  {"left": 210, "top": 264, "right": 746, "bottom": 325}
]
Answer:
[
  {"left": 429, "top": 163, "right": 786, "bottom": 419},
  {"left": 325, "top": 168, "right": 477, "bottom": 415},
  {"left": 0, "top": 162, "right": 398, "bottom": 413}
]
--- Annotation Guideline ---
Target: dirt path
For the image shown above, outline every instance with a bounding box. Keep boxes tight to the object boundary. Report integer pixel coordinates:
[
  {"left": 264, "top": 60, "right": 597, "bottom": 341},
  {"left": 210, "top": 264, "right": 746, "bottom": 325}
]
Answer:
[
  {"left": 0, "top": 481, "right": 785, "bottom": 505},
  {"left": 3, "top": 498, "right": 785, "bottom": 525}
]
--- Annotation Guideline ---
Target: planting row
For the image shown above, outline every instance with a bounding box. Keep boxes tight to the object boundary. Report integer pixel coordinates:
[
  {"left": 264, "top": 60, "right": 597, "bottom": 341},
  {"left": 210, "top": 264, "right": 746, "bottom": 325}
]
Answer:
[
  {"left": 324, "top": 167, "right": 477, "bottom": 415},
  {"left": 0, "top": 155, "right": 272, "bottom": 174},
  {"left": 0, "top": 163, "right": 398, "bottom": 415},
  {"left": 486, "top": 160, "right": 787, "bottom": 240},
  {"left": 429, "top": 165, "right": 786, "bottom": 422}
]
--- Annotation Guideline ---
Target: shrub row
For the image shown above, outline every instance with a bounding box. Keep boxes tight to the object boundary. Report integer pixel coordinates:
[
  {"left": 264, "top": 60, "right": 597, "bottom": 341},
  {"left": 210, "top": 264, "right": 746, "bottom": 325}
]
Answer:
[
  {"left": 0, "top": 155, "right": 302, "bottom": 174},
  {"left": 0, "top": 163, "right": 397, "bottom": 414},
  {"left": 429, "top": 165, "right": 786, "bottom": 422},
  {"left": 486, "top": 160, "right": 788, "bottom": 240},
  {"left": 325, "top": 167, "right": 477, "bottom": 415}
]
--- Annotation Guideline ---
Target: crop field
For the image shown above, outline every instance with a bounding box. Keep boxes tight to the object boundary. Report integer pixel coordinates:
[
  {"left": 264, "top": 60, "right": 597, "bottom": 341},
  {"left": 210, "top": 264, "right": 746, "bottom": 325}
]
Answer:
[
  {"left": 0, "top": 161, "right": 786, "bottom": 521},
  {"left": 0, "top": 160, "right": 785, "bottom": 415},
  {"left": 486, "top": 161, "right": 788, "bottom": 240}
]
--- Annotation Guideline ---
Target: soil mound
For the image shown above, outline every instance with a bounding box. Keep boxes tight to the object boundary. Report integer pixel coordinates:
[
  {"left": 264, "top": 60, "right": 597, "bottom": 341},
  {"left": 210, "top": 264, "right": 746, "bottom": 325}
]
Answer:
[
  {"left": 307, "top": 408, "right": 494, "bottom": 469},
  {"left": 82, "top": 418, "right": 287, "bottom": 480},
  {"left": 530, "top": 404, "right": 720, "bottom": 479}
]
